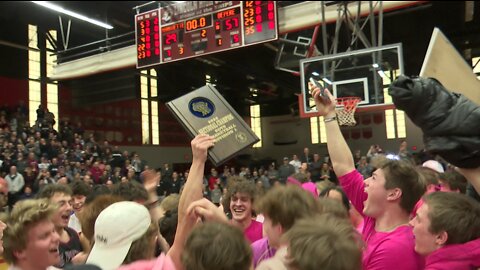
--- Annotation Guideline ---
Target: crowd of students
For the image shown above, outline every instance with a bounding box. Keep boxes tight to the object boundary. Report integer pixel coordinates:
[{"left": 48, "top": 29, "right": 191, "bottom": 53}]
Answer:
[{"left": 1, "top": 81, "right": 480, "bottom": 270}]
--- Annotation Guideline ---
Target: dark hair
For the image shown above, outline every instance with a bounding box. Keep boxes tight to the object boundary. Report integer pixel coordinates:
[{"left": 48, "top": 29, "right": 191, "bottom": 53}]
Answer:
[
  {"left": 222, "top": 177, "right": 256, "bottom": 216},
  {"left": 318, "top": 198, "right": 349, "bottom": 220},
  {"left": 182, "top": 222, "right": 252, "bottom": 270},
  {"left": 111, "top": 181, "right": 148, "bottom": 202},
  {"left": 256, "top": 185, "right": 322, "bottom": 231},
  {"left": 158, "top": 209, "right": 178, "bottom": 247},
  {"left": 425, "top": 192, "right": 480, "bottom": 245},
  {"left": 85, "top": 185, "right": 112, "bottom": 204},
  {"left": 124, "top": 220, "right": 158, "bottom": 265},
  {"left": 439, "top": 172, "right": 467, "bottom": 193},
  {"left": 319, "top": 186, "right": 350, "bottom": 211},
  {"left": 63, "top": 264, "right": 102, "bottom": 270},
  {"left": 292, "top": 173, "right": 308, "bottom": 184},
  {"left": 417, "top": 167, "right": 440, "bottom": 187},
  {"left": 36, "top": 184, "right": 73, "bottom": 199},
  {"left": 284, "top": 214, "right": 363, "bottom": 270},
  {"left": 381, "top": 160, "right": 425, "bottom": 213},
  {"left": 227, "top": 177, "right": 257, "bottom": 199},
  {"left": 69, "top": 180, "right": 91, "bottom": 197}
]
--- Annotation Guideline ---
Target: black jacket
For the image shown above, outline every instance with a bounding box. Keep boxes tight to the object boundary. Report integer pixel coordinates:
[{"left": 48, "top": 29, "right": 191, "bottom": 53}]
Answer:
[{"left": 388, "top": 75, "right": 480, "bottom": 168}]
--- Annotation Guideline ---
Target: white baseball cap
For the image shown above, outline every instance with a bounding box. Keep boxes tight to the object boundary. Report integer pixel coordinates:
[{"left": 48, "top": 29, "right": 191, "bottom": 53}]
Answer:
[
  {"left": 422, "top": 160, "right": 445, "bottom": 173},
  {"left": 86, "top": 201, "right": 151, "bottom": 270}
]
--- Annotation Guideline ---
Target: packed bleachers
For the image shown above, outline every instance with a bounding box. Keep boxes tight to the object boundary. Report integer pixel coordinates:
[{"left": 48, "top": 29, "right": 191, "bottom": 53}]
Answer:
[{"left": 1, "top": 97, "right": 480, "bottom": 270}]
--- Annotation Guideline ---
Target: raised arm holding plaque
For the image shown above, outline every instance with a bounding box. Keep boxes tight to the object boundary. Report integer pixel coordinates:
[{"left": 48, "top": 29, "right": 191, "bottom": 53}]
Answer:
[{"left": 166, "top": 84, "right": 260, "bottom": 166}]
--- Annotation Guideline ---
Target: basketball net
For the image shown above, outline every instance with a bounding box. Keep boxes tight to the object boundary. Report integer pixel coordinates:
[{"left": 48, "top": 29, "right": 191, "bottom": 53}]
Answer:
[{"left": 335, "top": 97, "right": 361, "bottom": 126}]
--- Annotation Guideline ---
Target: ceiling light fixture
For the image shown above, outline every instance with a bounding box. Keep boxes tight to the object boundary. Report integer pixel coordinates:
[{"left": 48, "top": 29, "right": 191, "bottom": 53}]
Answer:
[{"left": 31, "top": 1, "right": 114, "bottom": 29}]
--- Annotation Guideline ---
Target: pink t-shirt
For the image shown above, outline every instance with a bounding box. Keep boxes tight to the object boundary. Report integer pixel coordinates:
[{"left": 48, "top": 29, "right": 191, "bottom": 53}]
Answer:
[
  {"left": 411, "top": 198, "right": 424, "bottom": 218},
  {"left": 116, "top": 253, "right": 176, "bottom": 270},
  {"left": 251, "top": 237, "right": 277, "bottom": 267},
  {"left": 301, "top": 182, "right": 319, "bottom": 197},
  {"left": 425, "top": 237, "right": 480, "bottom": 270},
  {"left": 245, "top": 219, "right": 263, "bottom": 243},
  {"left": 287, "top": 177, "right": 319, "bottom": 197},
  {"left": 339, "top": 170, "right": 424, "bottom": 270}
]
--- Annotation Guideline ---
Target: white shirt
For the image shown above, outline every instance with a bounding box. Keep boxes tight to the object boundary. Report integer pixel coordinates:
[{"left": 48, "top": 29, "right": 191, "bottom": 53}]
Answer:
[
  {"left": 68, "top": 213, "right": 82, "bottom": 233},
  {"left": 5, "top": 173, "right": 24, "bottom": 193},
  {"left": 289, "top": 160, "right": 301, "bottom": 173}
]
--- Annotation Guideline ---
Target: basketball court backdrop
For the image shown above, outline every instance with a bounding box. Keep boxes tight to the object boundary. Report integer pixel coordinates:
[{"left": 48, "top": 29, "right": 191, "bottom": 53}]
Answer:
[{"left": 299, "top": 43, "right": 403, "bottom": 118}]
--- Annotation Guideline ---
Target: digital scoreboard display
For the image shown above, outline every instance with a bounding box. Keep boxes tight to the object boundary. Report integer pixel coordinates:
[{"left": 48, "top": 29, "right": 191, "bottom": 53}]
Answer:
[
  {"left": 135, "top": 10, "right": 160, "bottom": 68},
  {"left": 136, "top": 1, "right": 278, "bottom": 68}
]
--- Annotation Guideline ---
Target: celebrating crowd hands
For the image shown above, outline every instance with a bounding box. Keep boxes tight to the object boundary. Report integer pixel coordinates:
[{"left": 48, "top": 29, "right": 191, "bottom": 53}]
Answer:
[{"left": 1, "top": 84, "right": 480, "bottom": 270}]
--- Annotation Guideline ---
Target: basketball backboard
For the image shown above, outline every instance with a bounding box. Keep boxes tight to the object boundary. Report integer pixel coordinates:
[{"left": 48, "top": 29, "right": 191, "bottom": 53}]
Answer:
[
  {"left": 275, "top": 27, "right": 320, "bottom": 74},
  {"left": 420, "top": 28, "right": 480, "bottom": 105},
  {"left": 299, "top": 43, "right": 403, "bottom": 117}
]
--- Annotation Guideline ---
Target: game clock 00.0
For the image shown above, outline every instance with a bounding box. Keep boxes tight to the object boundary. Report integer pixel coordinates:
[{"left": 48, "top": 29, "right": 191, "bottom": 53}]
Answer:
[{"left": 135, "top": 1, "right": 278, "bottom": 67}]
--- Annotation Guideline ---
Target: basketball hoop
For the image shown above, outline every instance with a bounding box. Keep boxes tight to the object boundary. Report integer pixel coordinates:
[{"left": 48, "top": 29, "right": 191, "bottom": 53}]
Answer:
[{"left": 336, "top": 97, "right": 362, "bottom": 126}]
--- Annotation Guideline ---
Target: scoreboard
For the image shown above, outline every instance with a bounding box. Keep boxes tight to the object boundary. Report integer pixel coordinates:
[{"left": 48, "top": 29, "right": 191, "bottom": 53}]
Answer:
[
  {"left": 136, "top": 1, "right": 278, "bottom": 68},
  {"left": 136, "top": 9, "right": 160, "bottom": 68}
]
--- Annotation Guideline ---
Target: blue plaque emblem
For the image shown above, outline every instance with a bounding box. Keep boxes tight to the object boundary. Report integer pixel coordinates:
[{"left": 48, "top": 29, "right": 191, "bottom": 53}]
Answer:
[{"left": 189, "top": 97, "right": 215, "bottom": 118}]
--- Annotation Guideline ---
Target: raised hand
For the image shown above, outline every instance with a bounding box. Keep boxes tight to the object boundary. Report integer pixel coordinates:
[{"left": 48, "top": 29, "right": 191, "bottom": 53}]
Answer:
[
  {"left": 191, "top": 134, "right": 216, "bottom": 164},
  {"left": 168, "top": 134, "right": 217, "bottom": 269},
  {"left": 308, "top": 81, "right": 337, "bottom": 117},
  {"left": 141, "top": 169, "right": 160, "bottom": 193},
  {"left": 187, "top": 198, "right": 228, "bottom": 223}
]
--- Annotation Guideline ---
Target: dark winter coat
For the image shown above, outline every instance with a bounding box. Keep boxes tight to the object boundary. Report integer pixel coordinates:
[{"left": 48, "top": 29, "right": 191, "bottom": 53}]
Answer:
[{"left": 388, "top": 75, "right": 480, "bottom": 168}]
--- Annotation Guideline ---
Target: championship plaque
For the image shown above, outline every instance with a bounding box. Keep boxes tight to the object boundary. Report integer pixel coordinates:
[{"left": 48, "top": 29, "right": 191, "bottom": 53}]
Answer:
[{"left": 166, "top": 84, "right": 260, "bottom": 166}]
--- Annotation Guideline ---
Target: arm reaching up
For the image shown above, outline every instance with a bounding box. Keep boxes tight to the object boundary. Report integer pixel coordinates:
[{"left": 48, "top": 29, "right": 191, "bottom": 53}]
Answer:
[
  {"left": 142, "top": 169, "right": 162, "bottom": 219},
  {"left": 187, "top": 198, "right": 229, "bottom": 224},
  {"left": 168, "top": 134, "right": 215, "bottom": 270},
  {"left": 142, "top": 169, "right": 171, "bottom": 252},
  {"left": 309, "top": 82, "right": 356, "bottom": 177}
]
